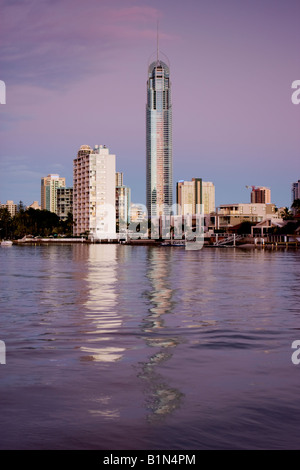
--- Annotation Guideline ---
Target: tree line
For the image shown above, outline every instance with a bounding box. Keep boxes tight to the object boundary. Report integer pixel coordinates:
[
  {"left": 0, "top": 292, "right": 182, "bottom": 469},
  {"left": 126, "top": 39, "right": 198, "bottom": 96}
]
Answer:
[{"left": 0, "top": 202, "right": 74, "bottom": 240}]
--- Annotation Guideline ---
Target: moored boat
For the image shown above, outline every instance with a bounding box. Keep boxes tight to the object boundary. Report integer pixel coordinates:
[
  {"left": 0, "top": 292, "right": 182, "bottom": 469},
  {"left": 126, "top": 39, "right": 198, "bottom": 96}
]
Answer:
[{"left": 1, "top": 240, "right": 13, "bottom": 246}]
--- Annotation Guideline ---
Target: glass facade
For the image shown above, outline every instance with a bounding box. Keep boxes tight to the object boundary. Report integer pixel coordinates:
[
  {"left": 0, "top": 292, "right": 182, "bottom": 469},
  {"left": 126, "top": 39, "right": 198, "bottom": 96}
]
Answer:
[{"left": 146, "top": 57, "right": 172, "bottom": 218}]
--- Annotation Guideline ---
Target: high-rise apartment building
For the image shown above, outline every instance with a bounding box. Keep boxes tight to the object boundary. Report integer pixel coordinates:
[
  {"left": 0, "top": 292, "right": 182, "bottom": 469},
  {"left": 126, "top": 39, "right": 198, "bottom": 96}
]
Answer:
[
  {"left": 202, "top": 181, "right": 215, "bottom": 214},
  {"left": 41, "top": 174, "right": 66, "bottom": 213},
  {"left": 250, "top": 186, "right": 271, "bottom": 204},
  {"left": 176, "top": 179, "right": 215, "bottom": 215},
  {"left": 73, "top": 145, "right": 116, "bottom": 239},
  {"left": 176, "top": 179, "right": 202, "bottom": 215},
  {"left": 57, "top": 187, "right": 73, "bottom": 220},
  {"left": 146, "top": 51, "right": 172, "bottom": 218}
]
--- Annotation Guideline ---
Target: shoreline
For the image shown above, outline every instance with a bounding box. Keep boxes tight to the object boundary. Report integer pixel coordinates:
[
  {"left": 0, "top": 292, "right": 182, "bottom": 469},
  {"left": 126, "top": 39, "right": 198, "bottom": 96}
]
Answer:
[{"left": 6, "top": 237, "right": 299, "bottom": 249}]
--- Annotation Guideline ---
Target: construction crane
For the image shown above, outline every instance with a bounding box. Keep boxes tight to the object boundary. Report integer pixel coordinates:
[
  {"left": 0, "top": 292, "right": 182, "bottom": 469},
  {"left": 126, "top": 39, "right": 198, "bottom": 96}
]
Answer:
[{"left": 245, "top": 185, "right": 270, "bottom": 190}]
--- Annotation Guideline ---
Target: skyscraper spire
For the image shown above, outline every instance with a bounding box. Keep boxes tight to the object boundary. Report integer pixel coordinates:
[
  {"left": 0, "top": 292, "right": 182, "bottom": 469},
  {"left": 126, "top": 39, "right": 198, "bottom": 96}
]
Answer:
[{"left": 156, "top": 19, "right": 159, "bottom": 63}]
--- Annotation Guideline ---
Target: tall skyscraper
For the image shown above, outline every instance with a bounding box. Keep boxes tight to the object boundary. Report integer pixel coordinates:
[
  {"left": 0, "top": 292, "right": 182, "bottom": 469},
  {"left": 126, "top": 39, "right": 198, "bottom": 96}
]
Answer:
[
  {"left": 73, "top": 145, "right": 116, "bottom": 239},
  {"left": 41, "top": 174, "right": 66, "bottom": 213},
  {"left": 146, "top": 49, "right": 172, "bottom": 218}
]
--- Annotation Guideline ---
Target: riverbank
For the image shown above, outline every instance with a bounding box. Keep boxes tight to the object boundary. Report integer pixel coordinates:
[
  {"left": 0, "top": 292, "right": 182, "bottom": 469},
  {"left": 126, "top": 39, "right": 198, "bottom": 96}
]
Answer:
[{"left": 9, "top": 236, "right": 300, "bottom": 249}]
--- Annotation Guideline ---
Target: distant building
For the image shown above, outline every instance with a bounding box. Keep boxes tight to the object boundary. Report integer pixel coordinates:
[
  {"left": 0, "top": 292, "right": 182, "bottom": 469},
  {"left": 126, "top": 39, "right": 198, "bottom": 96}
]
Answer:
[
  {"left": 41, "top": 174, "right": 66, "bottom": 213},
  {"left": 176, "top": 179, "right": 202, "bottom": 215},
  {"left": 250, "top": 186, "right": 271, "bottom": 204},
  {"left": 27, "top": 201, "right": 41, "bottom": 210},
  {"left": 216, "top": 203, "right": 280, "bottom": 229},
  {"left": 0, "top": 200, "right": 17, "bottom": 217},
  {"left": 116, "top": 172, "right": 123, "bottom": 187},
  {"left": 73, "top": 145, "right": 116, "bottom": 239},
  {"left": 202, "top": 181, "right": 215, "bottom": 214},
  {"left": 57, "top": 187, "right": 73, "bottom": 220},
  {"left": 176, "top": 179, "right": 215, "bottom": 215},
  {"left": 130, "top": 203, "right": 147, "bottom": 222},
  {"left": 292, "top": 180, "right": 300, "bottom": 202}
]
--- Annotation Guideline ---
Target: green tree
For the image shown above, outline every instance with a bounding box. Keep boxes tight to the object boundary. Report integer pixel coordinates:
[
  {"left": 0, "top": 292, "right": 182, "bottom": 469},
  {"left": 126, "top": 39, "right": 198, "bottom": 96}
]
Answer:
[
  {"left": 17, "top": 200, "right": 25, "bottom": 213},
  {"left": 60, "top": 212, "right": 74, "bottom": 236},
  {"left": 0, "top": 207, "right": 12, "bottom": 239}
]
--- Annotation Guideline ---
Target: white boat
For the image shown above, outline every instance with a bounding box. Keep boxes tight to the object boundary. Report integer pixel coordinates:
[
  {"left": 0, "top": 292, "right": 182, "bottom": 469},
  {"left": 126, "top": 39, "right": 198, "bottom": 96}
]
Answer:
[{"left": 1, "top": 240, "right": 13, "bottom": 246}]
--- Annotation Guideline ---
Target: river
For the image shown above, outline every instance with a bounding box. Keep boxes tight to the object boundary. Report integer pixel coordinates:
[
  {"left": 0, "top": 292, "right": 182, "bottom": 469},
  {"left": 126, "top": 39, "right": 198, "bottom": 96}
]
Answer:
[{"left": 0, "top": 244, "right": 299, "bottom": 449}]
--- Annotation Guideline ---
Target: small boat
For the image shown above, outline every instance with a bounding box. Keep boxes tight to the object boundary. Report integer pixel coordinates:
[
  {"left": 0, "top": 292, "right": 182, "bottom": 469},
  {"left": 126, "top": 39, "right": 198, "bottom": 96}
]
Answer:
[{"left": 1, "top": 240, "right": 13, "bottom": 246}]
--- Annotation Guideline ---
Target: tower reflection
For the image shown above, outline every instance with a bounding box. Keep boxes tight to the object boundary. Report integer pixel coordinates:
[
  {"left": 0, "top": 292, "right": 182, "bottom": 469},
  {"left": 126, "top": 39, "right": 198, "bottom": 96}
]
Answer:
[{"left": 139, "top": 247, "right": 184, "bottom": 422}]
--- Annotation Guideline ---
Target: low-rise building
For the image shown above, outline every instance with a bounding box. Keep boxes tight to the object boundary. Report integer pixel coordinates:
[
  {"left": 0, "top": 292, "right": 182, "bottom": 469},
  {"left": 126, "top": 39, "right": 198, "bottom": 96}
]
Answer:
[{"left": 216, "top": 203, "right": 280, "bottom": 229}]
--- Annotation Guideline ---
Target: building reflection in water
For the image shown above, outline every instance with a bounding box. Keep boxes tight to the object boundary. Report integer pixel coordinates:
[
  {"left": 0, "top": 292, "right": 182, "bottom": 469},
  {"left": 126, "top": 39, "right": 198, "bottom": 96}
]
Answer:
[
  {"left": 71, "top": 244, "right": 124, "bottom": 421},
  {"left": 139, "top": 247, "right": 184, "bottom": 422},
  {"left": 77, "top": 244, "right": 124, "bottom": 363}
]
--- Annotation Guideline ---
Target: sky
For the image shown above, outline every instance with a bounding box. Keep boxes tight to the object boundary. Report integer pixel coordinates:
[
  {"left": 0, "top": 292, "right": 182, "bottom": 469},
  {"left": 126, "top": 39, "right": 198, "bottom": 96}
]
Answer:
[{"left": 0, "top": 0, "right": 299, "bottom": 209}]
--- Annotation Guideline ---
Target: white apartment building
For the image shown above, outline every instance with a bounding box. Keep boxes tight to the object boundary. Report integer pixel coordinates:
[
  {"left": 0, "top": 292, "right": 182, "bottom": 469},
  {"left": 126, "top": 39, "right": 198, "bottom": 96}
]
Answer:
[{"left": 73, "top": 145, "right": 116, "bottom": 239}]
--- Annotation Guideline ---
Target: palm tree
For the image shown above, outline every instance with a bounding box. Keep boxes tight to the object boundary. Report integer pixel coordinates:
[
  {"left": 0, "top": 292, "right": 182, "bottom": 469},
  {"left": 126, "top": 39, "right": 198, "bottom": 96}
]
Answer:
[{"left": 281, "top": 207, "right": 293, "bottom": 220}]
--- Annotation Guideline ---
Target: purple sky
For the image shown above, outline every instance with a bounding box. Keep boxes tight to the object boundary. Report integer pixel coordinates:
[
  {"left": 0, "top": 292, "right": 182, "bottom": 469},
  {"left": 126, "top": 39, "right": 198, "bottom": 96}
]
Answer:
[{"left": 0, "top": 0, "right": 299, "bottom": 208}]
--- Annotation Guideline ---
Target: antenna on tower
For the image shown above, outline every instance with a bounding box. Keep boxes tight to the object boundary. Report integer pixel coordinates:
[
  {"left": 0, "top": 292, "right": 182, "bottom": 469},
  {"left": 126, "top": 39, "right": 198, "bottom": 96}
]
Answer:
[{"left": 156, "top": 19, "right": 159, "bottom": 63}]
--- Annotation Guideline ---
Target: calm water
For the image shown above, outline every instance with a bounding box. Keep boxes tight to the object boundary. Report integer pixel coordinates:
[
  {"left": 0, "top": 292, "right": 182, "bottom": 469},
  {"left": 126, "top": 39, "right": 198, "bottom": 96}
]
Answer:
[{"left": 0, "top": 244, "right": 300, "bottom": 450}]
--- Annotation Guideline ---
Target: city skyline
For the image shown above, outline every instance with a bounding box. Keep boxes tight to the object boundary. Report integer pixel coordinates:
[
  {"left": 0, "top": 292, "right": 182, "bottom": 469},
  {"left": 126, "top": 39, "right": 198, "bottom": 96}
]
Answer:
[{"left": 0, "top": 0, "right": 299, "bottom": 209}]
